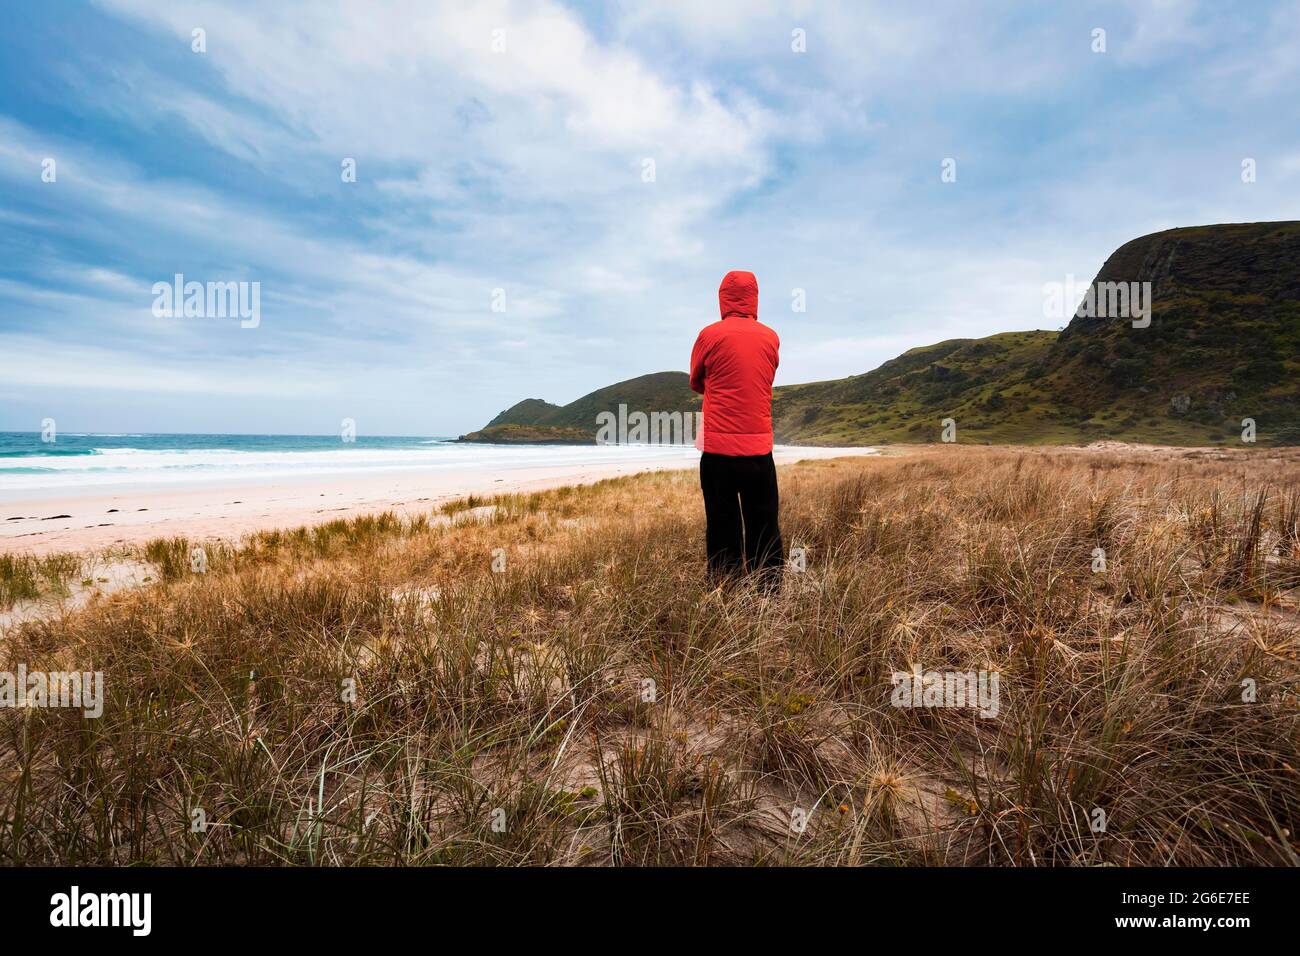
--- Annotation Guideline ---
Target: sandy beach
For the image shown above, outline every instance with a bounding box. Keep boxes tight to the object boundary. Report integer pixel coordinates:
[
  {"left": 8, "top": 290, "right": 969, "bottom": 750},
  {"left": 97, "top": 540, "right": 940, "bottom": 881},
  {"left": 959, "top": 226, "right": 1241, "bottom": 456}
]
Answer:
[{"left": 0, "top": 445, "right": 877, "bottom": 556}]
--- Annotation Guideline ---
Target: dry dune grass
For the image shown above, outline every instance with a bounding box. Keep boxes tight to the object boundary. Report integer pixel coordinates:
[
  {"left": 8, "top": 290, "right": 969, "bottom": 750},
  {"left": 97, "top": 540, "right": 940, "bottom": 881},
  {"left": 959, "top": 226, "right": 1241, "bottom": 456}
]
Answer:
[{"left": 2, "top": 446, "right": 1298, "bottom": 866}]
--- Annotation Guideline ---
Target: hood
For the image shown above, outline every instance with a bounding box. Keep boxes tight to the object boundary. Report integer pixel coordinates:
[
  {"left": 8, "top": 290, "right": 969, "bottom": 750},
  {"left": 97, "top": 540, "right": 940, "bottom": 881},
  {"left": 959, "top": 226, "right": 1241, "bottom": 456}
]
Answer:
[{"left": 718, "top": 270, "right": 758, "bottom": 320}]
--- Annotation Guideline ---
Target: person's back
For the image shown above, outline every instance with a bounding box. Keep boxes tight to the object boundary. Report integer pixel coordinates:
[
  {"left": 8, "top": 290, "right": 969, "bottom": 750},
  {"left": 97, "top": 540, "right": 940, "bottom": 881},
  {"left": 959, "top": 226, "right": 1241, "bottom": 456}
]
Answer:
[
  {"left": 689, "top": 271, "right": 780, "bottom": 455},
  {"left": 690, "top": 271, "right": 784, "bottom": 587}
]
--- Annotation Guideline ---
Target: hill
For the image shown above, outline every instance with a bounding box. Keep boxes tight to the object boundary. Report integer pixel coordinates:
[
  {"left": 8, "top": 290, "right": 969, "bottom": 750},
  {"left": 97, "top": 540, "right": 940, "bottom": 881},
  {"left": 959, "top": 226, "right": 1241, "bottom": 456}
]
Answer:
[
  {"left": 1032, "top": 221, "right": 1300, "bottom": 445},
  {"left": 458, "top": 423, "right": 595, "bottom": 444},
  {"left": 771, "top": 330, "right": 1056, "bottom": 444},
  {"left": 486, "top": 399, "right": 563, "bottom": 428},
  {"left": 465, "top": 371, "right": 700, "bottom": 443},
  {"left": 468, "top": 222, "right": 1300, "bottom": 446},
  {"left": 536, "top": 371, "right": 699, "bottom": 430}
]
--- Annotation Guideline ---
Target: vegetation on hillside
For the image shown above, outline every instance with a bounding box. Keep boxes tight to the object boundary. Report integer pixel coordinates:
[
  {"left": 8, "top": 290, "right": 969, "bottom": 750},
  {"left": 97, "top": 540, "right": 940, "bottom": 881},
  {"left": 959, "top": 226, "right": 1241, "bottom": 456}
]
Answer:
[
  {"left": 486, "top": 398, "right": 564, "bottom": 429},
  {"left": 772, "top": 331, "right": 1057, "bottom": 444},
  {"left": 457, "top": 423, "right": 595, "bottom": 445},
  {"left": 485, "top": 372, "right": 699, "bottom": 441},
  {"left": 3, "top": 446, "right": 1298, "bottom": 865},
  {"left": 1035, "top": 221, "right": 1300, "bottom": 446}
]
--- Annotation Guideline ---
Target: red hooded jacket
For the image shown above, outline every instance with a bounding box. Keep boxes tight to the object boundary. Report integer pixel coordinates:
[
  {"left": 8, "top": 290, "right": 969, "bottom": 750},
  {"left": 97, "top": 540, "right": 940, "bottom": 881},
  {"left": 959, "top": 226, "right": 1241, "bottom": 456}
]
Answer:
[{"left": 690, "top": 271, "right": 780, "bottom": 456}]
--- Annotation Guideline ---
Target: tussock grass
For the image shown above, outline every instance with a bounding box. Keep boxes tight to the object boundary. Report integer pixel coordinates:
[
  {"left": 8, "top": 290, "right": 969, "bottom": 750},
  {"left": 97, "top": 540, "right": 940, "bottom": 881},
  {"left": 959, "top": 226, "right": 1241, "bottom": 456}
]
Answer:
[
  {"left": 0, "top": 553, "right": 81, "bottom": 609},
  {"left": 2, "top": 447, "right": 1298, "bottom": 865}
]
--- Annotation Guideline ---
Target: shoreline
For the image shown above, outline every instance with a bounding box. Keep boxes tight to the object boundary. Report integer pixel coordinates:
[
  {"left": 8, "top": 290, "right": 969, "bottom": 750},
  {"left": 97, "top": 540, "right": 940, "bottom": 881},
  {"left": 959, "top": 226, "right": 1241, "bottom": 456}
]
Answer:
[{"left": 0, "top": 445, "right": 878, "bottom": 556}]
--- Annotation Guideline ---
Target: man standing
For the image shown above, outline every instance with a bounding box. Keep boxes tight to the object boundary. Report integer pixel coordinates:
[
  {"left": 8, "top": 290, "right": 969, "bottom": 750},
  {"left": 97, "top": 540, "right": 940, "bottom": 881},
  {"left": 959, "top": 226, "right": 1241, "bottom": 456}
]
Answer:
[{"left": 690, "top": 270, "right": 784, "bottom": 587}]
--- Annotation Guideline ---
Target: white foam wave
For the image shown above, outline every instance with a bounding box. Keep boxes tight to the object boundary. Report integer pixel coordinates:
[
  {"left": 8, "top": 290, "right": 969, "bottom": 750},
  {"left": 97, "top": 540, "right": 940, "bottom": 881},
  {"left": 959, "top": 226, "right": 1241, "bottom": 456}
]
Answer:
[{"left": 0, "top": 442, "right": 702, "bottom": 494}]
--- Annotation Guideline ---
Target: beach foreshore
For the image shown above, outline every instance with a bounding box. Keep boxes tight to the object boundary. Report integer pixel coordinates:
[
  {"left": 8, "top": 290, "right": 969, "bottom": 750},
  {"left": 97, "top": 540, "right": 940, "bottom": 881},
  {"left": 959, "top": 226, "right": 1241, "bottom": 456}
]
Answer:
[{"left": 0, "top": 445, "right": 877, "bottom": 556}]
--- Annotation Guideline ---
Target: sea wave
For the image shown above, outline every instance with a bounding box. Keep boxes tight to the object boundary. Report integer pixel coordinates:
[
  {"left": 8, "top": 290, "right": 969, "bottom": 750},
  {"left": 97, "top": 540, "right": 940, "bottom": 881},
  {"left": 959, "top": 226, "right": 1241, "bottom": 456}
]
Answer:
[
  {"left": 0, "top": 447, "right": 103, "bottom": 458},
  {"left": 0, "top": 440, "right": 701, "bottom": 494}
]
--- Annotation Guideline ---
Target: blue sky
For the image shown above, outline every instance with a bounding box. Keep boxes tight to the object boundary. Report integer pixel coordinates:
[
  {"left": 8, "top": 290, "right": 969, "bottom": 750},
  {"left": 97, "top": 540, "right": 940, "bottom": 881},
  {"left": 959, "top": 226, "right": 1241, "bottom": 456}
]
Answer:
[{"left": 2, "top": 0, "right": 1298, "bottom": 436}]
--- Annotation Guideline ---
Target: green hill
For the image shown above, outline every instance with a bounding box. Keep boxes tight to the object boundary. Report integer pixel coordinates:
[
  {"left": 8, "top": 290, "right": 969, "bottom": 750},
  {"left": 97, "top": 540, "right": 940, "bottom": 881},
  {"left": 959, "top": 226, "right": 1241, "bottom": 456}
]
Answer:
[
  {"left": 464, "top": 372, "right": 700, "bottom": 444},
  {"left": 537, "top": 371, "right": 699, "bottom": 430},
  {"left": 486, "top": 398, "right": 563, "bottom": 428},
  {"left": 468, "top": 222, "right": 1300, "bottom": 446},
  {"left": 771, "top": 330, "right": 1056, "bottom": 444},
  {"left": 1031, "top": 221, "right": 1300, "bottom": 445},
  {"left": 459, "top": 423, "right": 594, "bottom": 444}
]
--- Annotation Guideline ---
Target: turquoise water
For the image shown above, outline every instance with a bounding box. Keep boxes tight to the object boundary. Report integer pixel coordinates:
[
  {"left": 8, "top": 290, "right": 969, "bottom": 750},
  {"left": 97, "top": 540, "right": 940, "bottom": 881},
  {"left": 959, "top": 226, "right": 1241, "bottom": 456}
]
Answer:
[{"left": 0, "top": 431, "right": 451, "bottom": 464}]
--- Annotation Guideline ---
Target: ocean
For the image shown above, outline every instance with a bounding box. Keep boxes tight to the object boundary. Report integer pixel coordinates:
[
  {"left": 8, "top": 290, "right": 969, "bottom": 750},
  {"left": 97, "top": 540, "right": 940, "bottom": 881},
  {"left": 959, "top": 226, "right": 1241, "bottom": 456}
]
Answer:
[{"left": 0, "top": 432, "right": 701, "bottom": 497}]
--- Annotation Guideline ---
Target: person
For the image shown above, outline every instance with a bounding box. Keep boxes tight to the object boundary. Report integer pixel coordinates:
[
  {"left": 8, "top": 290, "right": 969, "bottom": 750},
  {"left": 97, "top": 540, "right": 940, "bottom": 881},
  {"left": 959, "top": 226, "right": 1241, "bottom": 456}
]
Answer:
[{"left": 689, "top": 270, "right": 784, "bottom": 589}]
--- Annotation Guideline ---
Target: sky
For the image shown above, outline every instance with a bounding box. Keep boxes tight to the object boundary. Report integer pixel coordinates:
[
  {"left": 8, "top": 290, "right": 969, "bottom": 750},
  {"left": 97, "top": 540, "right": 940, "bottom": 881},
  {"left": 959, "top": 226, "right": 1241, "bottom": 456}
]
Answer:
[{"left": 1, "top": 0, "right": 1298, "bottom": 436}]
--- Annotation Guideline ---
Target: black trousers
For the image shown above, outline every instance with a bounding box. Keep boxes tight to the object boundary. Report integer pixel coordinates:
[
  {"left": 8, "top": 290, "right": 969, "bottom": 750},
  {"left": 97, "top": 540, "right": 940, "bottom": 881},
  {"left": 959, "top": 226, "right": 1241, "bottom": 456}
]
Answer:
[{"left": 700, "top": 451, "right": 784, "bottom": 585}]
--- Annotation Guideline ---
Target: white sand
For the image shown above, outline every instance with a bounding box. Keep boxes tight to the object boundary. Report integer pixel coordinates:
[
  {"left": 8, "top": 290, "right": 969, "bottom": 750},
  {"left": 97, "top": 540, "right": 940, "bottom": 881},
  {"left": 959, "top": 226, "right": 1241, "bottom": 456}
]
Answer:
[{"left": 0, "top": 446, "right": 876, "bottom": 556}]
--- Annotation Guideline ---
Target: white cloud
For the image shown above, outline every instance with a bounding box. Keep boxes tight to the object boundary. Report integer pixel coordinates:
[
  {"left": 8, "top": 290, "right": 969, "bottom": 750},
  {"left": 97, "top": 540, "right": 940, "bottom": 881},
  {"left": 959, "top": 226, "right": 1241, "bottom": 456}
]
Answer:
[{"left": 0, "top": 333, "right": 327, "bottom": 397}]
